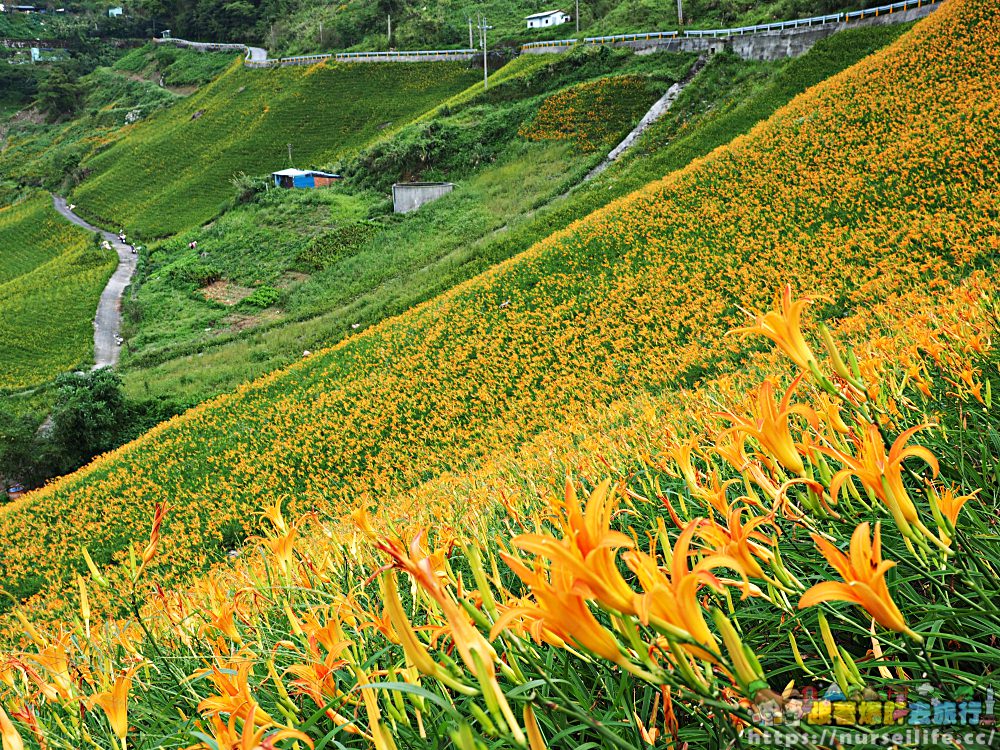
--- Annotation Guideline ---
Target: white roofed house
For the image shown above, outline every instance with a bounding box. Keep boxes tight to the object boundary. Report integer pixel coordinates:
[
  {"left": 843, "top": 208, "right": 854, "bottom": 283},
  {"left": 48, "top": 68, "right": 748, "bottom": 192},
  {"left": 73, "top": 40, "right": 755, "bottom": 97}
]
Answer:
[{"left": 525, "top": 9, "right": 571, "bottom": 29}]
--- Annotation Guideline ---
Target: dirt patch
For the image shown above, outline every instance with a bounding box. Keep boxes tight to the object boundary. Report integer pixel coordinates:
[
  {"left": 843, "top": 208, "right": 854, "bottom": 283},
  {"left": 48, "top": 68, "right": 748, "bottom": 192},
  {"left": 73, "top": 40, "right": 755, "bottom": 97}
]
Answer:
[
  {"left": 217, "top": 309, "right": 282, "bottom": 334},
  {"left": 201, "top": 280, "right": 255, "bottom": 306},
  {"left": 276, "top": 271, "right": 310, "bottom": 289},
  {"left": 9, "top": 107, "right": 45, "bottom": 126}
]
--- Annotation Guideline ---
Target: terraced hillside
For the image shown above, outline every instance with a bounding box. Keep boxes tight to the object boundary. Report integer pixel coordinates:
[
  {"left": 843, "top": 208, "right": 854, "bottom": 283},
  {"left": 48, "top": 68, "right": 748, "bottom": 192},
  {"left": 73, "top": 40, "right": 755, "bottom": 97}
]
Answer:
[
  {"left": 2, "top": 0, "right": 996, "bottom": 624},
  {"left": 0, "top": 193, "right": 115, "bottom": 390},
  {"left": 68, "top": 60, "right": 480, "bottom": 237},
  {"left": 0, "top": 0, "right": 998, "bottom": 747}
]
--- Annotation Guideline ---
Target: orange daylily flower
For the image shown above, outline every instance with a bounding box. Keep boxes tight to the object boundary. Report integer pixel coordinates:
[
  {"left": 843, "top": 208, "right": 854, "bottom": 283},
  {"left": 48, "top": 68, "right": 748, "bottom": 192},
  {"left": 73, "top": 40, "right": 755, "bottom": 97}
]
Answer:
[
  {"left": 930, "top": 486, "right": 977, "bottom": 544},
  {"left": 719, "top": 376, "right": 818, "bottom": 477},
  {"left": 799, "top": 522, "right": 919, "bottom": 640},
  {"left": 731, "top": 285, "right": 820, "bottom": 373},
  {"left": 192, "top": 704, "right": 314, "bottom": 750},
  {"left": 624, "top": 521, "right": 745, "bottom": 661},
  {"left": 825, "top": 423, "right": 939, "bottom": 542},
  {"left": 196, "top": 652, "right": 276, "bottom": 728},
  {"left": 494, "top": 549, "right": 629, "bottom": 666},
  {"left": 694, "top": 506, "right": 776, "bottom": 584},
  {"left": 0, "top": 705, "right": 24, "bottom": 750},
  {"left": 136, "top": 502, "right": 169, "bottom": 578},
  {"left": 88, "top": 666, "right": 141, "bottom": 742},
  {"left": 512, "top": 479, "right": 637, "bottom": 616}
]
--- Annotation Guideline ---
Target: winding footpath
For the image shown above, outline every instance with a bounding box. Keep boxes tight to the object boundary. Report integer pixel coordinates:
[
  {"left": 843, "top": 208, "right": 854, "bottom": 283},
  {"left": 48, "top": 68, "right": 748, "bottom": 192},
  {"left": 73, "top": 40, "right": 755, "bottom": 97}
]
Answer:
[{"left": 52, "top": 195, "right": 138, "bottom": 370}]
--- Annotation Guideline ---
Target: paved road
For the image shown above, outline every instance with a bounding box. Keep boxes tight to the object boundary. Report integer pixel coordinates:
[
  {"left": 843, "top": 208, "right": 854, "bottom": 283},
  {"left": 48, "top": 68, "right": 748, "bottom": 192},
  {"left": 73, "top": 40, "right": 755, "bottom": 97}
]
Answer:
[
  {"left": 154, "top": 37, "right": 270, "bottom": 64},
  {"left": 52, "top": 195, "right": 138, "bottom": 370}
]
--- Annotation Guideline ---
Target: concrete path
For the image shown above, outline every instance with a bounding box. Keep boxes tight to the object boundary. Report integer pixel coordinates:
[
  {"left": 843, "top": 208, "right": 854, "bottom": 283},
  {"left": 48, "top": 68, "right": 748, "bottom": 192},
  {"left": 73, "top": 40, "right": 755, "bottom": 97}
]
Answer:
[
  {"left": 247, "top": 46, "right": 268, "bottom": 63},
  {"left": 52, "top": 196, "right": 138, "bottom": 370},
  {"left": 585, "top": 56, "right": 707, "bottom": 182}
]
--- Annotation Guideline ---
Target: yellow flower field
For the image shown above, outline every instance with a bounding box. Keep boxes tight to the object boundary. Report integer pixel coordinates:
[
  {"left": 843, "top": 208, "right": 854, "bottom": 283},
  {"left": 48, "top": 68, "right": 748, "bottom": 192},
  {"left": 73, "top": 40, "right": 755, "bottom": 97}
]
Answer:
[{"left": 1, "top": 0, "right": 999, "bottom": 746}]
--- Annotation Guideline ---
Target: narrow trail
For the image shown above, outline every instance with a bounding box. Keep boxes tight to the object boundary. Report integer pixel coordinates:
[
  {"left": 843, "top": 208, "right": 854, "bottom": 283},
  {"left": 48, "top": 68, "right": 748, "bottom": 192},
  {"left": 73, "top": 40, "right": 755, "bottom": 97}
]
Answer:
[
  {"left": 584, "top": 55, "right": 708, "bottom": 182},
  {"left": 52, "top": 195, "right": 138, "bottom": 370}
]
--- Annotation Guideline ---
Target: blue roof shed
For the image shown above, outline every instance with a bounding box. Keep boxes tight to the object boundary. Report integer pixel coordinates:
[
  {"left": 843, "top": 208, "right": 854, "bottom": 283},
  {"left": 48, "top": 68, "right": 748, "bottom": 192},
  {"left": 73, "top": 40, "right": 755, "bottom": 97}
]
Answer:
[{"left": 272, "top": 168, "right": 341, "bottom": 189}]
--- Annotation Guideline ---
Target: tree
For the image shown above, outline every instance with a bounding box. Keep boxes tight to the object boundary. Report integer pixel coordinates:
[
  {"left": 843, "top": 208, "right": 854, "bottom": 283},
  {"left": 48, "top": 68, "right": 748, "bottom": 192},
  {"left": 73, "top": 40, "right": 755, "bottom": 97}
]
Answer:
[
  {"left": 35, "top": 66, "right": 83, "bottom": 122},
  {"left": 0, "top": 371, "right": 186, "bottom": 492},
  {"left": 47, "top": 369, "right": 130, "bottom": 469}
]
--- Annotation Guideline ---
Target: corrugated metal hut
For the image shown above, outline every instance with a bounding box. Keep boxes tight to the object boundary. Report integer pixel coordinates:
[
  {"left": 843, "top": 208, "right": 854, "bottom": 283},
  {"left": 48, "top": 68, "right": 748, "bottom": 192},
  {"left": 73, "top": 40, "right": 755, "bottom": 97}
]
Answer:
[
  {"left": 392, "top": 182, "right": 455, "bottom": 213},
  {"left": 272, "top": 169, "right": 341, "bottom": 189}
]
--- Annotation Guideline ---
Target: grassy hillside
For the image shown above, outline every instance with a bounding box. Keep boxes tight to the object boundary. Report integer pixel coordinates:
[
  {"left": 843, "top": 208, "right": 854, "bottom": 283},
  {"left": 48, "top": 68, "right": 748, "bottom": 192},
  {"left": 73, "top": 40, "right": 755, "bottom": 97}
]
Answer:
[
  {"left": 0, "top": 193, "right": 116, "bottom": 390},
  {"left": 0, "top": 48, "right": 229, "bottom": 195},
  {"left": 1, "top": 1, "right": 998, "bottom": 747},
  {"left": 114, "top": 49, "right": 690, "bottom": 386},
  {"left": 67, "top": 60, "right": 480, "bottom": 238},
  {"left": 111, "top": 43, "right": 236, "bottom": 89},
  {"left": 0, "top": 194, "right": 78, "bottom": 284},
  {"left": 116, "top": 27, "right": 903, "bottom": 407},
  {"left": 1, "top": 0, "right": 995, "bottom": 623}
]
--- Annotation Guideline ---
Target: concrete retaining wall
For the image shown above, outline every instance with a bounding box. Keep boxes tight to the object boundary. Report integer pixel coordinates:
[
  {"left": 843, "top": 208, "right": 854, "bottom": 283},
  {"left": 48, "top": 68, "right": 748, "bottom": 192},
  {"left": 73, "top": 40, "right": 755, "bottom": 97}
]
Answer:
[
  {"left": 392, "top": 183, "right": 455, "bottom": 213},
  {"left": 731, "top": 5, "right": 934, "bottom": 60},
  {"left": 523, "top": 3, "right": 936, "bottom": 61}
]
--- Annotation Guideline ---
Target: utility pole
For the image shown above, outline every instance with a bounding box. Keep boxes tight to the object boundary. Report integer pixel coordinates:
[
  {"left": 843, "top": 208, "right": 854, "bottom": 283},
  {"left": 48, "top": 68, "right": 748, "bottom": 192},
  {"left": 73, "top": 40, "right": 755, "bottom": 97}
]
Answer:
[
  {"left": 287, "top": 143, "right": 293, "bottom": 167},
  {"left": 387, "top": 14, "right": 392, "bottom": 47},
  {"left": 576, "top": 0, "right": 579, "bottom": 33},
  {"left": 319, "top": 21, "right": 323, "bottom": 48},
  {"left": 677, "top": 0, "right": 683, "bottom": 25},
  {"left": 468, "top": 17, "right": 473, "bottom": 48},
  {"left": 478, "top": 16, "right": 492, "bottom": 90}
]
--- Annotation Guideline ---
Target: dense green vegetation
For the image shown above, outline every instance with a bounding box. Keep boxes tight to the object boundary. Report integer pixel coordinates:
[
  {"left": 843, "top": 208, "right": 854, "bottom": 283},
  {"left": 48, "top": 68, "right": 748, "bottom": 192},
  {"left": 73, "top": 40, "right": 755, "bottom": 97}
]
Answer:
[
  {"left": 0, "top": 192, "right": 116, "bottom": 390},
  {"left": 0, "top": 60, "right": 193, "bottom": 193},
  {"left": 110, "top": 0, "right": 883, "bottom": 52},
  {"left": 0, "top": 369, "right": 182, "bottom": 492},
  {"left": 112, "top": 43, "right": 236, "bottom": 87},
  {"left": 271, "top": 0, "right": 879, "bottom": 54}
]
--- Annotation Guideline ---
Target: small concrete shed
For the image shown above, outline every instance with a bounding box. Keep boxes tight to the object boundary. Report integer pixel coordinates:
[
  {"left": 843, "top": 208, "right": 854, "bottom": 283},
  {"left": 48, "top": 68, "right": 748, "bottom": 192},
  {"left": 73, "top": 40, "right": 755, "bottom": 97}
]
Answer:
[
  {"left": 525, "top": 10, "right": 571, "bottom": 29},
  {"left": 392, "top": 182, "right": 454, "bottom": 213},
  {"left": 272, "top": 169, "right": 341, "bottom": 189}
]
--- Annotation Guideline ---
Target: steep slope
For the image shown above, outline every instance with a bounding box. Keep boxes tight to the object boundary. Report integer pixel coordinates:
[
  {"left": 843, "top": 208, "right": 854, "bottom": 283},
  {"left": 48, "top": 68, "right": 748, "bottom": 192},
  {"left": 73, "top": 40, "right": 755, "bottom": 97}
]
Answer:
[
  {"left": 0, "top": 194, "right": 116, "bottom": 390},
  {"left": 119, "top": 29, "right": 903, "bottom": 407},
  {"left": 68, "top": 60, "right": 480, "bottom": 237},
  {"left": 2, "top": 0, "right": 997, "bottom": 630}
]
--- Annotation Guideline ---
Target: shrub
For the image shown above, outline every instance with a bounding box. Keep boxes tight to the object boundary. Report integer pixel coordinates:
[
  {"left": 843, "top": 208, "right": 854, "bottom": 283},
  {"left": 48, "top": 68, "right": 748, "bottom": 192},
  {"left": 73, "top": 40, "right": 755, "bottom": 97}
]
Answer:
[
  {"left": 295, "top": 221, "right": 380, "bottom": 270},
  {"left": 230, "top": 171, "right": 271, "bottom": 204},
  {"left": 165, "top": 256, "right": 223, "bottom": 286},
  {"left": 242, "top": 285, "right": 281, "bottom": 308}
]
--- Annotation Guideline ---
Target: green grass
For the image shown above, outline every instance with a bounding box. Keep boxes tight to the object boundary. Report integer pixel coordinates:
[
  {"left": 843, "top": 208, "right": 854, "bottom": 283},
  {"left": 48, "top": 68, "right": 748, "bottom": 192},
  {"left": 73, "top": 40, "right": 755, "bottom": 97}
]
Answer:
[
  {"left": 0, "top": 193, "right": 116, "bottom": 391},
  {"left": 0, "top": 193, "right": 76, "bottom": 284},
  {"left": 112, "top": 43, "right": 238, "bottom": 88},
  {"left": 67, "top": 60, "right": 480, "bottom": 238}
]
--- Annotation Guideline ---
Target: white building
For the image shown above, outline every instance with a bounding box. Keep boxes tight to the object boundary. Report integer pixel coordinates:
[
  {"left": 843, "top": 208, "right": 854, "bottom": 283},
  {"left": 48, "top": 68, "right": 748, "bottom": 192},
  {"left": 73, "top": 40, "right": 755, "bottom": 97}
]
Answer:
[
  {"left": 525, "top": 9, "right": 571, "bottom": 29},
  {"left": 108, "top": 6, "right": 123, "bottom": 17}
]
